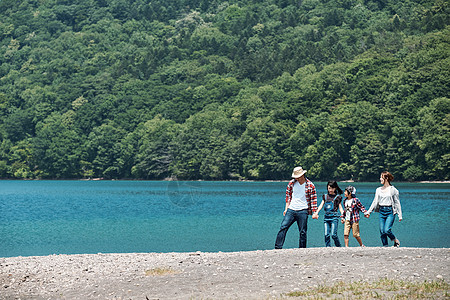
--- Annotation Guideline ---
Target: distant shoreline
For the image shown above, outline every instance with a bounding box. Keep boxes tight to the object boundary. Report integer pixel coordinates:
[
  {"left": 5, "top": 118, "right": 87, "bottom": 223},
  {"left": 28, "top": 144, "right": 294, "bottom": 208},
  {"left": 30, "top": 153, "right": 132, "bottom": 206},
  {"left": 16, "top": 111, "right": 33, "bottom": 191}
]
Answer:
[
  {"left": 2, "top": 178, "right": 450, "bottom": 183},
  {"left": 416, "top": 180, "right": 450, "bottom": 183}
]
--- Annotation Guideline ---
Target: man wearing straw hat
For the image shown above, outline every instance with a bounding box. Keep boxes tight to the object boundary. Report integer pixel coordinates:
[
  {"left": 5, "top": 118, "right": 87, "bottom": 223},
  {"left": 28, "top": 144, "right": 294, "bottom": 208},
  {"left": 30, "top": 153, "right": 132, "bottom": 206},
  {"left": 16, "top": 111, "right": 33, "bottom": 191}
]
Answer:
[{"left": 275, "top": 166, "right": 318, "bottom": 249}]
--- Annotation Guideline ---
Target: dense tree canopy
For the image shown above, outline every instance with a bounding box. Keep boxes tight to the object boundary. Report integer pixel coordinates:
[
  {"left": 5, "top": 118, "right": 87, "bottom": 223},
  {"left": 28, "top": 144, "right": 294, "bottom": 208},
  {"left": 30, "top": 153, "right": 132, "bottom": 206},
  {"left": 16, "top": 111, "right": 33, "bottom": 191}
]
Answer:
[{"left": 0, "top": 0, "right": 449, "bottom": 181}]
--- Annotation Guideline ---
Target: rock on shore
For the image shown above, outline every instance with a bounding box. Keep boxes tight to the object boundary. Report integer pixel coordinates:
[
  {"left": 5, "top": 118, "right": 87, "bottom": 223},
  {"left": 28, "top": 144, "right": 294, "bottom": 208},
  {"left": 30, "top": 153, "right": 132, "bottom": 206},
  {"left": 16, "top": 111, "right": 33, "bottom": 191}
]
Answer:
[{"left": 1, "top": 247, "right": 448, "bottom": 299}]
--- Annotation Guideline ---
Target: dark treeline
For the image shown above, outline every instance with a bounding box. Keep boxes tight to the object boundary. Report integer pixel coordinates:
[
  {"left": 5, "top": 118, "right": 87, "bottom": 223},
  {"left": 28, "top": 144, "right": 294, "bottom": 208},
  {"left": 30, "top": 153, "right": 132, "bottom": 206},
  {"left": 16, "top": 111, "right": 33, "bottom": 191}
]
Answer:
[{"left": 0, "top": 0, "right": 449, "bottom": 181}]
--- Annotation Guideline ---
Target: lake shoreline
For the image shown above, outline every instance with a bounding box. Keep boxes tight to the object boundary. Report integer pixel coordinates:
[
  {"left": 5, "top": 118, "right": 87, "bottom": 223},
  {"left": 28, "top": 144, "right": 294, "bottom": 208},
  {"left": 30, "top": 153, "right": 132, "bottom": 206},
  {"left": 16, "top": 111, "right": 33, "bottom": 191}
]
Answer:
[
  {"left": 2, "top": 178, "right": 450, "bottom": 183},
  {"left": 1, "top": 247, "right": 448, "bottom": 299}
]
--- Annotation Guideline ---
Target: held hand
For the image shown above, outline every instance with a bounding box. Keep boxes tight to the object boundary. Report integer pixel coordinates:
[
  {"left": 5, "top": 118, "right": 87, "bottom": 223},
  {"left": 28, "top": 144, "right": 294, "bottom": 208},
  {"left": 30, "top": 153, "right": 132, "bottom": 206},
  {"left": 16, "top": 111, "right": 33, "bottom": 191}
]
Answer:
[{"left": 312, "top": 213, "right": 318, "bottom": 219}]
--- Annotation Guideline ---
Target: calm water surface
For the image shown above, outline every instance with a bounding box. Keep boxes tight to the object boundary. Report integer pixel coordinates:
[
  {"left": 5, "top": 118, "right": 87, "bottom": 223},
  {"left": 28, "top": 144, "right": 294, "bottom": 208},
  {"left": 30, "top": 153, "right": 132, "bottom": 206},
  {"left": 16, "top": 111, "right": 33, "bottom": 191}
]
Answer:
[{"left": 0, "top": 180, "right": 448, "bottom": 257}]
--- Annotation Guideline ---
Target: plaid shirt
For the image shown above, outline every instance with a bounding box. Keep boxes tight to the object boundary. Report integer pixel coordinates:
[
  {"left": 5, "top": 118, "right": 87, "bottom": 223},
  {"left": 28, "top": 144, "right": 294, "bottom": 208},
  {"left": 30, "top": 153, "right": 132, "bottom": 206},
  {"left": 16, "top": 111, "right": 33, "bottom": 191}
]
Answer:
[
  {"left": 285, "top": 178, "right": 318, "bottom": 215},
  {"left": 341, "top": 197, "right": 367, "bottom": 224}
]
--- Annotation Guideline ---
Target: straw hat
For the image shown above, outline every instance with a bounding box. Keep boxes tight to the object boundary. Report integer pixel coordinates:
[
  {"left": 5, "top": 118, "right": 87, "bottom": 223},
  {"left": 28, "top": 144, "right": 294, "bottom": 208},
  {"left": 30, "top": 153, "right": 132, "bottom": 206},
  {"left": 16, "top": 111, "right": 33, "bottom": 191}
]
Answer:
[{"left": 291, "top": 166, "right": 307, "bottom": 178}]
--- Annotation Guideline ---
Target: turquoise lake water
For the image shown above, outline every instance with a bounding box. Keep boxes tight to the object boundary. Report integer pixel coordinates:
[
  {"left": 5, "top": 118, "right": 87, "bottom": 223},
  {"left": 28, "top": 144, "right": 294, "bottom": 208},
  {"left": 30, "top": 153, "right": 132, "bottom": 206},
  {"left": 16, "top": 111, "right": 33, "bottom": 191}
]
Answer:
[{"left": 0, "top": 180, "right": 449, "bottom": 257}]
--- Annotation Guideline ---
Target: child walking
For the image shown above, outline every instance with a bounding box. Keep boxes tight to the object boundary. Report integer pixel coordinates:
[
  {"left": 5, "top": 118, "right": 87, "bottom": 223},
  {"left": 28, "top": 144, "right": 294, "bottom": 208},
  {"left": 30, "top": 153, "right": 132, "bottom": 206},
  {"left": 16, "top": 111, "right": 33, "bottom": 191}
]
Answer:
[
  {"left": 313, "top": 181, "right": 344, "bottom": 247},
  {"left": 341, "top": 186, "right": 368, "bottom": 247}
]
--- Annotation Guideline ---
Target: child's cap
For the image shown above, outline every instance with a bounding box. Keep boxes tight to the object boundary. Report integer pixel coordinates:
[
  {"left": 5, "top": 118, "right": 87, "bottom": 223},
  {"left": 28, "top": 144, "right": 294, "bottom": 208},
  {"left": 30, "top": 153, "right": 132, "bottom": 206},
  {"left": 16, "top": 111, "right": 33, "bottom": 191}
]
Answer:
[{"left": 345, "top": 185, "right": 356, "bottom": 197}]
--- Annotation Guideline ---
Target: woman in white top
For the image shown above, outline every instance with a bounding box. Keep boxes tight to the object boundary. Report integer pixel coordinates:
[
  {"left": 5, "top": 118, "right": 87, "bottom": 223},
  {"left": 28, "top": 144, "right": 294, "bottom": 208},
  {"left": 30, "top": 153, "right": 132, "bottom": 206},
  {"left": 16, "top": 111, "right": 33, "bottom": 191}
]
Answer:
[{"left": 366, "top": 171, "right": 402, "bottom": 247}]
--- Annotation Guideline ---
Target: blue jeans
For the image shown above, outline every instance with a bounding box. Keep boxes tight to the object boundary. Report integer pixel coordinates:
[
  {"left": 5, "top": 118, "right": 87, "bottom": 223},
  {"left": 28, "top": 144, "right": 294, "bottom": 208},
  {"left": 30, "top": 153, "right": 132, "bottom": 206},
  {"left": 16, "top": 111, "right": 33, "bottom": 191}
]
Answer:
[
  {"left": 379, "top": 206, "right": 396, "bottom": 246},
  {"left": 324, "top": 217, "right": 341, "bottom": 247},
  {"left": 275, "top": 209, "right": 308, "bottom": 249}
]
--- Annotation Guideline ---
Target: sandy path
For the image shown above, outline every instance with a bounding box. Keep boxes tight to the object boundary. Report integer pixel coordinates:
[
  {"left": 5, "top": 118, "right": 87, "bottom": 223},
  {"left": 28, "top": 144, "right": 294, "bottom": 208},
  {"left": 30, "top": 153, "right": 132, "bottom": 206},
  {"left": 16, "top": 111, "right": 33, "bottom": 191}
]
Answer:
[{"left": 1, "top": 247, "right": 448, "bottom": 299}]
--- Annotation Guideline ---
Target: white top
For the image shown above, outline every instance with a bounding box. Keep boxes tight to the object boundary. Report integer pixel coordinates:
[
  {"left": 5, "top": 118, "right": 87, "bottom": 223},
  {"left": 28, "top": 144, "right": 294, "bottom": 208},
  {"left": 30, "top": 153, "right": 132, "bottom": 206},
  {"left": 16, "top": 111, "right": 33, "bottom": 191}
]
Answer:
[
  {"left": 367, "top": 185, "right": 402, "bottom": 219},
  {"left": 288, "top": 181, "right": 308, "bottom": 210},
  {"left": 378, "top": 186, "right": 394, "bottom": 206},
  {"left": 344, "top": 199, "right": 353, "bottom": 221}
]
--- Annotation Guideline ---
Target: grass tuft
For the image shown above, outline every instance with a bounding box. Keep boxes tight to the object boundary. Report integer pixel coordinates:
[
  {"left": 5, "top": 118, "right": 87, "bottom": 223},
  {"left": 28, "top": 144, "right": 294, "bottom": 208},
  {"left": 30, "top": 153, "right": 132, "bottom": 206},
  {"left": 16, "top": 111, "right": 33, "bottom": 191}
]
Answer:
[
  {"left": 144, "top": 267, "right": 179, "bottom": 276},
  {"left": 285, "top": 278, "right": 449, "bottom": 299}
]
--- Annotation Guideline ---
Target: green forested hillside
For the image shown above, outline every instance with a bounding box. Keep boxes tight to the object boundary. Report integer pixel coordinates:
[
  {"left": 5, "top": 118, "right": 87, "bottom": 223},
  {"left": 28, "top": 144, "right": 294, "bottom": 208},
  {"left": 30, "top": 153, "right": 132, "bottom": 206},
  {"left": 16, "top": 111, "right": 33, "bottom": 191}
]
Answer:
[{"left": 0, "top": 0, "right": 449, "bottom": 181}]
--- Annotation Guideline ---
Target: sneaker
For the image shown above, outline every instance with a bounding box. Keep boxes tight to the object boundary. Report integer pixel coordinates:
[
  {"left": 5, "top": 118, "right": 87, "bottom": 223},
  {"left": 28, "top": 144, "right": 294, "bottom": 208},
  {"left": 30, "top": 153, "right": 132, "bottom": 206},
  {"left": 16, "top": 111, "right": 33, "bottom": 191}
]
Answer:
[{"left": 393, "top": 239, "right": 400, "bottom": 247}]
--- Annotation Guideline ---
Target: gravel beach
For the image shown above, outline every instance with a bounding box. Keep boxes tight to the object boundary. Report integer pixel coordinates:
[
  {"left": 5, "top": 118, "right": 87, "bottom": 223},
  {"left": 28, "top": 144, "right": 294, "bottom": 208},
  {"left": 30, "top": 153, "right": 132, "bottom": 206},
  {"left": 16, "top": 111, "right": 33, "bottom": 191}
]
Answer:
[{"left": 1, "top": 247, "right": 448, "bottom": 299}]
